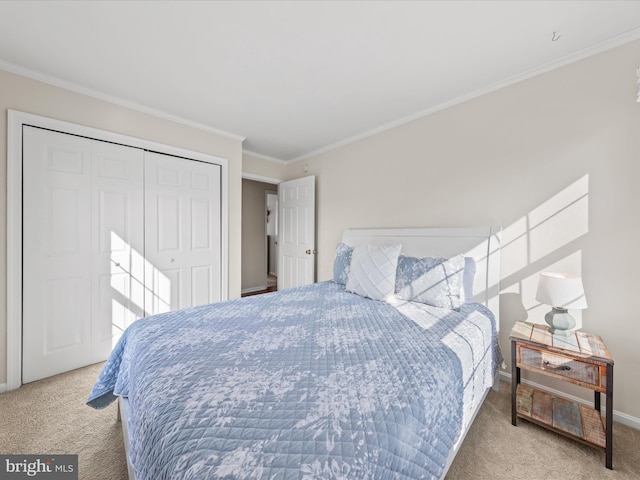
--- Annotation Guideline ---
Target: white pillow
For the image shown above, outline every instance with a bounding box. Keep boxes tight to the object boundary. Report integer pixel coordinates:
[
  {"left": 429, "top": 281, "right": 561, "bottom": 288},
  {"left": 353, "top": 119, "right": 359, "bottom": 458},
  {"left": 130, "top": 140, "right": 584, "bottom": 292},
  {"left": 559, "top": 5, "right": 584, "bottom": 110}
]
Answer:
[
  {"left": 462, "top": 256, "right": 476, "bottom": 302},
  {"left": 346, "top": 244, "right": 402, "bottom": 300}
]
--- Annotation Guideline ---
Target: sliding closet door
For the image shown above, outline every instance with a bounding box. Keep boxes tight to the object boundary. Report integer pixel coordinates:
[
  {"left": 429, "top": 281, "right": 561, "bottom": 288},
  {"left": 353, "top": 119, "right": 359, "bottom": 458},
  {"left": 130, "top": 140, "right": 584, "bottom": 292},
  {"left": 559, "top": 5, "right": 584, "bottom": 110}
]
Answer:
[
  {"left": 22, "top": 127, "right": 144, "bottom": 383},
  {"left": 22, "top": 126, "right": 223, "bottom": 383},
  {"left": 91, "top": 140, "right": 145, "bottom": 362},
  {"left": 144, "top": 151, "right": 222, "bottom": 314},
  {"left": 23, "top": 128, "right": 93, "bottom": 383}
]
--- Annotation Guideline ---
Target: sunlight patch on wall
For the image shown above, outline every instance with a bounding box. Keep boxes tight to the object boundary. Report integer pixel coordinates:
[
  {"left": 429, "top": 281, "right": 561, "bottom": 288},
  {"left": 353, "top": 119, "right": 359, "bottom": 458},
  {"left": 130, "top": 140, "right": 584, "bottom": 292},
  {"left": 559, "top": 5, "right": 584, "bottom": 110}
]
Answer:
[
  {"left": 528, "top": 176, "right": 589, "bottom": 263},
  {"left": 500, "top": 175, "right": 589, "bottom": 329}
]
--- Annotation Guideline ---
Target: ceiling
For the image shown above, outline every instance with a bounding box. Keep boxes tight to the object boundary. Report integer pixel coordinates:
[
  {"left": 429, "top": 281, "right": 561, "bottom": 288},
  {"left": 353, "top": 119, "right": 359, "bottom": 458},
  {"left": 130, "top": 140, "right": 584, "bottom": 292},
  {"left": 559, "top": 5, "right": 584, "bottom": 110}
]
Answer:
[{"left": 1, "top": 1, "right": 639, "bottom": 163}]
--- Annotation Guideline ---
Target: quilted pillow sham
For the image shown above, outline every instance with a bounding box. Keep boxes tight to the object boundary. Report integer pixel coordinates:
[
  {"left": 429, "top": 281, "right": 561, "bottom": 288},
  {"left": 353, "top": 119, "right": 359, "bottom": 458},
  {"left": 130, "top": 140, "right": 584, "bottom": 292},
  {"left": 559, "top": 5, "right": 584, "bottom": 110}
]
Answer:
[
  {"left": 395, "top": 254, "right": 465, "bottom": 309},
  {"left": 333, "top": 242, "right": 353, "bottom": 286},
  {"left": 462, "top": 256, "right": 476, "bottom": 302},
  {"left": 346, "top": 244, "right": 402, "bottom": 300}
]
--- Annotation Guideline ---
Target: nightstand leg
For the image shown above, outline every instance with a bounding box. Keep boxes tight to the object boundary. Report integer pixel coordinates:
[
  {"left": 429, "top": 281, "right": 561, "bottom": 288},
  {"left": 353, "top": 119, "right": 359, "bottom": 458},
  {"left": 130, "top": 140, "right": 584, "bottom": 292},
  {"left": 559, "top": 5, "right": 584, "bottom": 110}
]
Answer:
[
  {"left": 595, "top": 391, "right": 601, "bottom": 412},
  {"left": 606, "top": 364, "right": 614, "bottom": 469},
  {"left": 511, "top": 340, "right": 518, "bottom": 426}
]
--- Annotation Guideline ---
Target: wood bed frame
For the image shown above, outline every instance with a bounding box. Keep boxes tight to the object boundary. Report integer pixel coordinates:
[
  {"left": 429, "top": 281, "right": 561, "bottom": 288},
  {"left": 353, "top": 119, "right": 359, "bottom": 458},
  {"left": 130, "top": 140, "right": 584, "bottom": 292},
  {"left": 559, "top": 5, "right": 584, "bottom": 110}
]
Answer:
[{"left": 118, "top": 226, "right": 502, "bottom": 480}]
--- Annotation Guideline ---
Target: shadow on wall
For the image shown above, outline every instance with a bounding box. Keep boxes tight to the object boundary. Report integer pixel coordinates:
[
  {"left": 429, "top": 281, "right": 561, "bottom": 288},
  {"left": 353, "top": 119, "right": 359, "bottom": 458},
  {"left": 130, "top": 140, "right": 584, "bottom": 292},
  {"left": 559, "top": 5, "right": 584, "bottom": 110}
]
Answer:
[{"left": 499, "top": 174, "right": 589, "bottom": 330}]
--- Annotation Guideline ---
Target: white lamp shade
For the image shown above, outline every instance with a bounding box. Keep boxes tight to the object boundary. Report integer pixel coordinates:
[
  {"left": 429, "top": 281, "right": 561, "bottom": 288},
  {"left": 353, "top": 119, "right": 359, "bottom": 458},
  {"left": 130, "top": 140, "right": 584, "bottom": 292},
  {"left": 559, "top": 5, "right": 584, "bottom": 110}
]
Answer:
[{"left": 535, "top": 272, "right": 587, "bottom": 309}]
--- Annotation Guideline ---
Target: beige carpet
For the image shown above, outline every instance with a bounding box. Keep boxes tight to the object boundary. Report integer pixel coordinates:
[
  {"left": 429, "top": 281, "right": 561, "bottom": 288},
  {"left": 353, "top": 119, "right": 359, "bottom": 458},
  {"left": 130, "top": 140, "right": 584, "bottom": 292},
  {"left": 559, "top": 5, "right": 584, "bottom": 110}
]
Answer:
[
  {"left": 1, "top": 363, "right": 638, "bottom": 480},
  {"left": 0, "top": 363, "right": 127, "bottom": 480},
  {"left": 446, "top": 383, "right": 640, "bottom": 479}
]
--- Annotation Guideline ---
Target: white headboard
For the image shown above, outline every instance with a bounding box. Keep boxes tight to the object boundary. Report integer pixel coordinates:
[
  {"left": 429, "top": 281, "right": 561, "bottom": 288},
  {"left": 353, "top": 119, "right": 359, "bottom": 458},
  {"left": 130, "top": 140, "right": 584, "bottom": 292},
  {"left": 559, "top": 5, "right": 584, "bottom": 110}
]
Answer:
[{"left": 341, "top": 227, "right": 501, "bottom": 328}]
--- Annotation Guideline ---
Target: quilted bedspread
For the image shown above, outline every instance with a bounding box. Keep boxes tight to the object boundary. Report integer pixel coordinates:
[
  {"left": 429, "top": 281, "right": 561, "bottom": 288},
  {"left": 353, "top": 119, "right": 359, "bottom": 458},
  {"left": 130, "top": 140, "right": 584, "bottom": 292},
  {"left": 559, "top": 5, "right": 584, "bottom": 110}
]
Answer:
[{"left": 88, "top": 281, "right": 499, "bottom": 480}]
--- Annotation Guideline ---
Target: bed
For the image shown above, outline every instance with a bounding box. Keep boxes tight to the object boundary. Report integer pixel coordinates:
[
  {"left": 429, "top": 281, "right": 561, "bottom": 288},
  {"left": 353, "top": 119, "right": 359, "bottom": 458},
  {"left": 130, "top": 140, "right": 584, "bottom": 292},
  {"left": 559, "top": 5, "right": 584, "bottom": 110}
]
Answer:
[{"left": 88, "top": 226, "right": 502, "bottom": 480}]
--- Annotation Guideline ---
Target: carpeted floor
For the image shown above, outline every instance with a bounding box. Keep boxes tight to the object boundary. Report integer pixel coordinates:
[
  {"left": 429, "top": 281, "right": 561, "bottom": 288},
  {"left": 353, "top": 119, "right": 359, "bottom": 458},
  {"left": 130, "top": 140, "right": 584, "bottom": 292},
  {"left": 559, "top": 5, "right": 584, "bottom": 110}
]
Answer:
[
  {"left": 446, "top": 382, "right": 640, "bottom": 480},
  {"left": 0, "top": 363, "right": 127, "bottom": 480},
  {"left": 1, "top": 363, "right": 638, "bottom": 479}
]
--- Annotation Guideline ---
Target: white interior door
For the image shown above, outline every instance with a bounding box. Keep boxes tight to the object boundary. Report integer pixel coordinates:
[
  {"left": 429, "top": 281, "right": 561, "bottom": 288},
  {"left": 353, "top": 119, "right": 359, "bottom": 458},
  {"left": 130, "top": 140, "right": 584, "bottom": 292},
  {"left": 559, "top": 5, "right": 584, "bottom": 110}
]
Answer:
[
  {"left": 278, "top": 175, "right": 316, "bottom": 289},
  {"left": 91, "top": 141, "right": 144, "bottom": 361},
  {"left": 144, "top": 151, "right": 222, "bottom": 314},
  {"left": 23, "top": 127, "right": 93, "bottom": 383},
  {"left": 22, "top": 127, "right": 144, "bottom": 383}
]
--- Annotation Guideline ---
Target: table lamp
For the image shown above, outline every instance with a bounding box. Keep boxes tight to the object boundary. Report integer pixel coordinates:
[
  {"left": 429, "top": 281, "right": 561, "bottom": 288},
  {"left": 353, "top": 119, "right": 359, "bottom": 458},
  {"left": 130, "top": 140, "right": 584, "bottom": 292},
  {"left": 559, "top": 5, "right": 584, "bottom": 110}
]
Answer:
[{"left": 535, "top": 272, "right": 587, "bottom": 336}]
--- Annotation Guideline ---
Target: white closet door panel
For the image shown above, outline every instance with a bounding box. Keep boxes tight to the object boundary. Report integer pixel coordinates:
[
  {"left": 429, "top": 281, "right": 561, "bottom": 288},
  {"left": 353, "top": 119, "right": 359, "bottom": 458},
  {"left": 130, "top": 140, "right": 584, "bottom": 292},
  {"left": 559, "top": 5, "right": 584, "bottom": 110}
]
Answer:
[
  {"left": 49, "top": 188, "right": 82, "bottom": 253},
  {"left": 144, "top": 266, "right": 180, "bottom": 315},
  {"left": 91, "top": 140, "right": 144, "bottom": 361},
  {"left": 157, "top": 195, "right": 181, "bottom": 251},
  {"left": 186, "top": 160, "right": 222, "bottom": 306},
  {"left": 21, "top": 123, "right": 224, "bottom": 384},
  {"left": 22, "top": 127, "right": 93, "bottom": 383},
  {"left": 192, "top": 265, "right": 213, "bottom": 306},
  {"left": 145, "top": 151, "right": 222, "bottom": 314},
  {"left": 191, "top": 198, "right": 212, "bottom": 249},
  {"left": 45, "top": 278, "right": 86, "bottom": 349}
]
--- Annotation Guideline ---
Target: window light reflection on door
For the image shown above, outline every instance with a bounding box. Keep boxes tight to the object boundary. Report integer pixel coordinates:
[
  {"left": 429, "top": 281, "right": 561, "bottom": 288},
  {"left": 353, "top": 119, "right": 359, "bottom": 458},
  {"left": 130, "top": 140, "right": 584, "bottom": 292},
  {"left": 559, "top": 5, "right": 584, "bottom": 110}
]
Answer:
[{"left": 110, "top": 231, "right": 171, "bottom": 347}]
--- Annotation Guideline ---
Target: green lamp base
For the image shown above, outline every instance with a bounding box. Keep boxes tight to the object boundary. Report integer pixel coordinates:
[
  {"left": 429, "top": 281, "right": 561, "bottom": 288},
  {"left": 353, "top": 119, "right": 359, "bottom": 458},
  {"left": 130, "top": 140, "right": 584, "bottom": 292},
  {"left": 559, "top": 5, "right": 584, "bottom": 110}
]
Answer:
[{"left": 545, "top": 307, "right": 576, "bottom": 336}]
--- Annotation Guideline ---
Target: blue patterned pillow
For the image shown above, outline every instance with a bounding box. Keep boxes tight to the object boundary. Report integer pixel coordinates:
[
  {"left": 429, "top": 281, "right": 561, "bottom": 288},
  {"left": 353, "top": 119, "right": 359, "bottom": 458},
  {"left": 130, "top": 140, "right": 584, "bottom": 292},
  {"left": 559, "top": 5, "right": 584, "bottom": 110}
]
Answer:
[
  {"left": 333, "top": 242, "right": 353, "bottom": 285},
  {"left": 395, "top": 255, "right": 465, "bottom": 309}
]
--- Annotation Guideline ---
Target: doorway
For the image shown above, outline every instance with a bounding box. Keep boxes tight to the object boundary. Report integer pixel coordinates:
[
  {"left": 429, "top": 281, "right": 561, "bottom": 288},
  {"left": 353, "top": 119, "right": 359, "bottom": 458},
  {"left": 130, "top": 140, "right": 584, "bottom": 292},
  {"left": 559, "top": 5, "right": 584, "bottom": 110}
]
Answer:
[
  {"left": 266, "top": 190, "right": 278, "bottom": 290},
  {"left": 240, "top": 174, "right": 316, "bottom": 295},
  {"left": 241, "top": 178, "right": 279, "bottom": 296}
]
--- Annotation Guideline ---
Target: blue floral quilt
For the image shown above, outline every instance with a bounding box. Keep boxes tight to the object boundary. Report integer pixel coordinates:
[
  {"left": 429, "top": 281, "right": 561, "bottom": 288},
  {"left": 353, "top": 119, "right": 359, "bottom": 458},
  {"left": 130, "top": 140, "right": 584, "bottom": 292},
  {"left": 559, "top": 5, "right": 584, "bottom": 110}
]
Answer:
[{"left": 88, "top": 281, "right": 498, "bottom": 480}]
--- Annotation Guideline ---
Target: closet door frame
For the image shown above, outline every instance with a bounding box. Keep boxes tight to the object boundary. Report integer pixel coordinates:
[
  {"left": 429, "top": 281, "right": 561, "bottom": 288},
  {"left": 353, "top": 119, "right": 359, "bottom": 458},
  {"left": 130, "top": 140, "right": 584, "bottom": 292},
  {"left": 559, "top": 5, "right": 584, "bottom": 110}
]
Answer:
[{"left": 6, "top": 110, "right": 229, "bottom": 391}]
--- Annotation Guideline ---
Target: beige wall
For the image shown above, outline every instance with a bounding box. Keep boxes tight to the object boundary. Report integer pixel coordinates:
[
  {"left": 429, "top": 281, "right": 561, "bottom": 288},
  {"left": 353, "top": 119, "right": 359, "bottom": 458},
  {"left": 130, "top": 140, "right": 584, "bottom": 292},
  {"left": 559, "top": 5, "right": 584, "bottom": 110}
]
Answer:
[
  {"left": 0, "top": 69, "right": 244, "bottom": 386},
  {"left": 243, "top": 152, "right": 288, "bottom": 181},
  {"left": 242, "top": 179, "right": 277, "bottom": 291},
  {"left": 283, "top": 39, "right": 640, "bottom": 421}
]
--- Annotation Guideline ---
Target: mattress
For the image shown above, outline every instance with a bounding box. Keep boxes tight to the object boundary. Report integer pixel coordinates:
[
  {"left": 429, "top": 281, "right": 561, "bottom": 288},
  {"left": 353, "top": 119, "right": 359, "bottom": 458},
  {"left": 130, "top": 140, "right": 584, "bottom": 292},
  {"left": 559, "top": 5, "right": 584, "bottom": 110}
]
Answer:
[{"left": 88, "top": 281, "right": 499, "bottom": 479}]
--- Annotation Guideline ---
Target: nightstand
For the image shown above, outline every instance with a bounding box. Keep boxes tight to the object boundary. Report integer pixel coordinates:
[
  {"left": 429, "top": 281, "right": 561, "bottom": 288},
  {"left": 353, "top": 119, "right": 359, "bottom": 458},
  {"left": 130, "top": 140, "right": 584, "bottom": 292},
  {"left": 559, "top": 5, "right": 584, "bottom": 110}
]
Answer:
[{"left": 510, "top": 321, "right": 614, "bottom": 469}]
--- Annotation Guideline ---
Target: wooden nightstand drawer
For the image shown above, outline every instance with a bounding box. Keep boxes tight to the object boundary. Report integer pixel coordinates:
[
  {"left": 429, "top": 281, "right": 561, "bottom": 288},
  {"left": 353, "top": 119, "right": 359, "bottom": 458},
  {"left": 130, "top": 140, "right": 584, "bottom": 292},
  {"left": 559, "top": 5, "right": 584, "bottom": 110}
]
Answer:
[
  {"left": 518, "top": 345, "right": 600, "bottom": 388},
  {"left": 510, "top": 322, "right": 614, "bottom": 469}
]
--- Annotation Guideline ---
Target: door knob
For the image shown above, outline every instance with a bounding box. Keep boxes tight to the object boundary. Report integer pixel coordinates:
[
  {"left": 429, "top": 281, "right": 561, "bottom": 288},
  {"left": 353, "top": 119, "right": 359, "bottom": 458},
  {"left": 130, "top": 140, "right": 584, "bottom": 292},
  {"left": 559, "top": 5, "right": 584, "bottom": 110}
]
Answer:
[{"left": 305, "top": 249, "right": 316, "bottom": 255}]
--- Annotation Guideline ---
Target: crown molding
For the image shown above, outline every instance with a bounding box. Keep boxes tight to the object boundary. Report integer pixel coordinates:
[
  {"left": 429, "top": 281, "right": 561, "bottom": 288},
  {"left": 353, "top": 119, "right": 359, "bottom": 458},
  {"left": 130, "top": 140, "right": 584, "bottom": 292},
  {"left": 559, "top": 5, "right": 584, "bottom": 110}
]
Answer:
[
  {"left": 0, "top": 58, "right": 246, "bottom": 143},
  {"left": 4, "top": 25, "right": 640, "bottom": 164},
  {"left": 242, "top": 149, "right": 287, "bottom": 165},
  {"left": 241, "top": 172, "right": 282, "bottom": 185},
  {"left": 289, "top": 27, "right": 640, "bottom": 164}
]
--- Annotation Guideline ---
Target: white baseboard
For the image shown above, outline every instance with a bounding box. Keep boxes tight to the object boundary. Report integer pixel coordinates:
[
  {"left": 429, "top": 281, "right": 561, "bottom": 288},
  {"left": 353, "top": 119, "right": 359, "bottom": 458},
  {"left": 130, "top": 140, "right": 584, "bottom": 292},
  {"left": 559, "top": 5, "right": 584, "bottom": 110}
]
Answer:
[
  {"left": 241, "top": 285, "right": 267, "bottom": 295},
  {"left": 499, "top": 371, "right": 640, "bottom": 431},
  {"left": 0, "top": 383, "right": 7, "bottom": 394}
]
